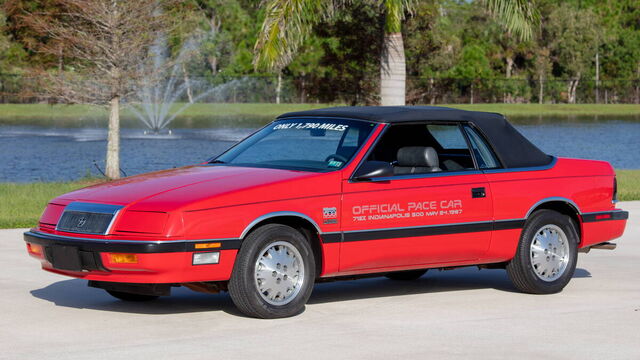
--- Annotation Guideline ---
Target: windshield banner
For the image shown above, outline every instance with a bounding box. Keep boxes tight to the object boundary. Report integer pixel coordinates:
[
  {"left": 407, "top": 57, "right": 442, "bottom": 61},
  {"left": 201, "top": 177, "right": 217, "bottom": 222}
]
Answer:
[{"left": 273, "top": 122, "right": 348, "bottom": 131}]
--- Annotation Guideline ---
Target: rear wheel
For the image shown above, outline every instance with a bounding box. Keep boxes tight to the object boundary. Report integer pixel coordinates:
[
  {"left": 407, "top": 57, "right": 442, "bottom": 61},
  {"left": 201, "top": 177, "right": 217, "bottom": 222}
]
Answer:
[
  {"left": 228, "top": 224, "right": 315, "bottom": 318},
  {"left": 106, "top": 290, "right": 159, "bottom": 302},
  {"left": 507, "top": 209, "right": 578, "bottom": 294},
  {"left": 385, "top": 269, "right": 428, "bottom": 281}
]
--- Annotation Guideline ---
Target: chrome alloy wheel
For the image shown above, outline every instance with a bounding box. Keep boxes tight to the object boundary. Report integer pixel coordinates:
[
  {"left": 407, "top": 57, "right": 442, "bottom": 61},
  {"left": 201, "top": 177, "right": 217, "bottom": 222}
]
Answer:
[
  {"left": 530, "top": 224, "right": 570, "bottom": 282},
  {"left": 254, "top": 241, "right": 305, "bottom": 305}
]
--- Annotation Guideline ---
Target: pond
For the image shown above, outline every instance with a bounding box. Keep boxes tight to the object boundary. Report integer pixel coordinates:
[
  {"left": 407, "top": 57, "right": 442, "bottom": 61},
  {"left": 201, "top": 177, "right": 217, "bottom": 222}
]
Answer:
[{"left": 0, "top": 116, "right": 638, "bottom": 182}]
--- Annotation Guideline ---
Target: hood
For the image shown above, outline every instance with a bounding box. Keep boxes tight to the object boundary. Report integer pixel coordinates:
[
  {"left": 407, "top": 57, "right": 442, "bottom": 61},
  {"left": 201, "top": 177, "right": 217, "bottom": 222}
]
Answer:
[{"left": 55, "top": 165, "right": 337, "bottom": 211}]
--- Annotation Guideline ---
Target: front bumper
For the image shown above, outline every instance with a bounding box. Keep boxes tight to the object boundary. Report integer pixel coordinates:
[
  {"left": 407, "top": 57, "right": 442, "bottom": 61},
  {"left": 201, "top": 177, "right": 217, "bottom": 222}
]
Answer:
[{"left": 24, "top": 231, "right": 239, "bottom": 283}]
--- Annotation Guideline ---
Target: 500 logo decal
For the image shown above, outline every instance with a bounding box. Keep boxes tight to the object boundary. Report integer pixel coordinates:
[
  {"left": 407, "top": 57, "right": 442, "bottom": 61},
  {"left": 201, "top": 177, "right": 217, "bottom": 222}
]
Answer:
[{"left": 351, "top": 200, "right": 463, "bottom": 222}]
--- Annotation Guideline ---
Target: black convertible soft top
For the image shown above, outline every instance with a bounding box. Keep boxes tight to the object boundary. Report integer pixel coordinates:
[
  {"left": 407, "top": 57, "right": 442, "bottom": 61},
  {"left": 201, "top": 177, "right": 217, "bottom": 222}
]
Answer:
[{"left": 277, "top": 106, "right": 552, "bottom": 168}]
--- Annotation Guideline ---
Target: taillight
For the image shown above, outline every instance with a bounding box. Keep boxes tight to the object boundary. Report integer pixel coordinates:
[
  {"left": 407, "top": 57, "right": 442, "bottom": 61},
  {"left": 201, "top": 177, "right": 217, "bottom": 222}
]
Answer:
[
  {"left": 27, "top": 243, "right": 44, "bottom": 257},
  {"left": 613, "top": 176, "right": 618, "bottom": 203}
]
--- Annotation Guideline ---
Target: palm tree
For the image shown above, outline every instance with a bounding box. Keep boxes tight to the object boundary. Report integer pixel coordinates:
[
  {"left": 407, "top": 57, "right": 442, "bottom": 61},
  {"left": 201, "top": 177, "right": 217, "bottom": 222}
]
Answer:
[{"left": 254, "top": 0, "right": 539, "bottom": 105}]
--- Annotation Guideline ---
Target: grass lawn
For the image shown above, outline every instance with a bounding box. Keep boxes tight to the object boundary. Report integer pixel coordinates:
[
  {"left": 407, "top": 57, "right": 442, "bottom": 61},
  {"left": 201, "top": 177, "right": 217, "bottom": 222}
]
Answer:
[
  {"left": 1, "top": 170, "right": 638, "bottom": 229},
  {"left": 617, "top": 170, "right": 640, "bottom": 202},
  {"left": 0, "top": 103, "right": 332, "bottom": 127},
  {"left": 0, "top": 103, "right": 639, "bottom": 127},
  {"left": 443, "top": 104, "right": 640, "bottom": 117},
  {"left": 0, "top": 181, "right": 99, "bottom": 229}
]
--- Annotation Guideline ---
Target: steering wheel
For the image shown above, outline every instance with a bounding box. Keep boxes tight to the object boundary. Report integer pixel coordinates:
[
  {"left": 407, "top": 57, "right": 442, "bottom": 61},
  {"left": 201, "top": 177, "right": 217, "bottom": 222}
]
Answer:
[{"left": 325, "top": 154, "right": 349, "bottom": 164}]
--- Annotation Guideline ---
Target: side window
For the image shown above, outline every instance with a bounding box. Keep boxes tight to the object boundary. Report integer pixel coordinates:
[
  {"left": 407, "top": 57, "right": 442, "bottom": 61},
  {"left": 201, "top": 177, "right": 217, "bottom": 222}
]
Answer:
[
  {"left": 366, "top": 123, "right": 475, "bottom": 175},
  {"left": 463, "top": 125, "right": 500, "bottom": 169},
  {"left": 427, "top": 124, "right": 468, "bottom": 149}
]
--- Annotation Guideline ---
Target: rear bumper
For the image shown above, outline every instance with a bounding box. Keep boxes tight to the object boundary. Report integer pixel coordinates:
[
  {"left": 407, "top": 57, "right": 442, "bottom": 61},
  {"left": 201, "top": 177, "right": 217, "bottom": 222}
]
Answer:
[
  {"left": 582, "top": 210, "right": 629, "bottom": 222},
  {"left": 580, "top": 210, "right": 629, "bottom": 248},
  {"left": 24, "top": 231, "right": 239, "bottom": 283}
]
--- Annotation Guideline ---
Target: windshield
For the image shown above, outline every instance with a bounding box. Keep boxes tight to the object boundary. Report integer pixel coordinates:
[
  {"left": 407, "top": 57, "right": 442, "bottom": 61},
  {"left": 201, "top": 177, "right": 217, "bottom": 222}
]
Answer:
[{"left": 214, "top": 119, "right": 376, "bottom": 171}]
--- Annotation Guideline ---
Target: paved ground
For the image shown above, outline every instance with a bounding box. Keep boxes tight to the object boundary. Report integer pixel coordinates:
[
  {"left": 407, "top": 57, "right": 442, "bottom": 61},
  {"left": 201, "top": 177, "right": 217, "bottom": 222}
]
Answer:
[{"left": 1, "top": 202, "right": 638, "bottom": 360}]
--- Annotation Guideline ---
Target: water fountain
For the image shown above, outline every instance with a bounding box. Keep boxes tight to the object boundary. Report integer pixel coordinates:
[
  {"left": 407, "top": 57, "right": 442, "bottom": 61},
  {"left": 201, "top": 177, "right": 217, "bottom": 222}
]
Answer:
[{"left": 127, "top": 35, "right": 254, "bottom": 134}]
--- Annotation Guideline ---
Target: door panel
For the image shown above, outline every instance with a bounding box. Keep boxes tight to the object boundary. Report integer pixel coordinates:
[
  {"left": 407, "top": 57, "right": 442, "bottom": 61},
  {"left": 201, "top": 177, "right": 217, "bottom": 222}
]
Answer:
[{"left": 339, "top": 173, "right": 492, "bottom": 273}]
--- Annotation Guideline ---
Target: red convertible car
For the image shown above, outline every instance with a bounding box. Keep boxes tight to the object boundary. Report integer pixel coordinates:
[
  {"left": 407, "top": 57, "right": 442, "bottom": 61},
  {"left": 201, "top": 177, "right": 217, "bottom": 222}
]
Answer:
[{"left": 25, "top": 106, "right": 628, "bottom": 318}]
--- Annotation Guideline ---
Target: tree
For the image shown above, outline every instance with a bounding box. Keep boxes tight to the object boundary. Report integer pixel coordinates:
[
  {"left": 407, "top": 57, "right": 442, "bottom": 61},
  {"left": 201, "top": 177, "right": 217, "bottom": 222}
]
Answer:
[
  {"left": 546, "top": 3, "right": 603, "bottom": 103},
  {"left": 186, "top": 0, "right": 253, "bottom": 78},
  {"left": 20, "top": 0, "right": 174, "bottom": 179},
  {"left": 449, "top": 44, "right": 492, "bottom": 104},
  {"left": 0, "top": 9, "right": 26, "bottom": 72},
  {"left": 253, "top": 0, "right": 539, "bottom": 105}
]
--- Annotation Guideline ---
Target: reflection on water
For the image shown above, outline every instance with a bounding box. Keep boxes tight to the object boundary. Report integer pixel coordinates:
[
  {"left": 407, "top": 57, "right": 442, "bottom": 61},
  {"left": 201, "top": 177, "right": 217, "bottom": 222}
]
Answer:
[
  {"left": 518, "top": 122, "right": 640, "bottom": 171},
  {"left": 0, "top": 128, "right": 253, "bottom": 182},
  {"left": 0, "top": 119, "right": 638, "bottom": 182}
]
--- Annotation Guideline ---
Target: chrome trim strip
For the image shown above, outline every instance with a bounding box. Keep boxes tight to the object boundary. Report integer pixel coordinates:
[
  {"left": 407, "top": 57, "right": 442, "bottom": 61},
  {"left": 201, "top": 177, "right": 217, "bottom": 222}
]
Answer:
[
  {"left": 482, "top": 156, "right": 558, "bottom": 174},
  {"left": 63, "top": 202, "right": 123, "bottom": 214},
  {"left": 27, "top": 231, "right": 239, "bottom": 245},
  {"left": 355, "top": 170, "right": 483, "bottom": 183},
  {"left": 105, "top": 209, "right": 121, "bottom": 235},
  {"left": 524, "top": 197, "right": 582, "bottom": 218},
  {"left": 581, "top": 210, "right": 627, "bottom": 216},
  {"left": 240, "top": 211, "right": 322, "bottom": 239}
]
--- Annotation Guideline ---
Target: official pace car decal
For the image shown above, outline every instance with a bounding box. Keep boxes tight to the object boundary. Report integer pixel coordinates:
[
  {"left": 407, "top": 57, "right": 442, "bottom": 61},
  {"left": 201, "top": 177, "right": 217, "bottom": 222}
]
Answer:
[{"left": 351, "top": 200, "right": 463, "bottom": 222}]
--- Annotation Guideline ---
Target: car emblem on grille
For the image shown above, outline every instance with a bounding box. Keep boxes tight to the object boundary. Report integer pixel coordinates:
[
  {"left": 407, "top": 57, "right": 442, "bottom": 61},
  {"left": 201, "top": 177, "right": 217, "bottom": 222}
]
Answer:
[{"left": 77, "top": 217, "right": 87, "bottom": 228}]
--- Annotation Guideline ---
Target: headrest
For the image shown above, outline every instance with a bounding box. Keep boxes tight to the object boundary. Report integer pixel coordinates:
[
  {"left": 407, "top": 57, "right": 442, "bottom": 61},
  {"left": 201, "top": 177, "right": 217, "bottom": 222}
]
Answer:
[{"left": 397, "top": 146, "right": 439, "bottom": 168}]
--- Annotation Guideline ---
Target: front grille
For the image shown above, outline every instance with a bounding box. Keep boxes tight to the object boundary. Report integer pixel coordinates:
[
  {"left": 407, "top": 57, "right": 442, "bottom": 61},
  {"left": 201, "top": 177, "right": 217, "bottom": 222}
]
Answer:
[
  {"left": 57, "top": 211, "right": 114, "bottom": 234},
  {"left": 56, "top": 202, "right": 122, "bottom": 235}
]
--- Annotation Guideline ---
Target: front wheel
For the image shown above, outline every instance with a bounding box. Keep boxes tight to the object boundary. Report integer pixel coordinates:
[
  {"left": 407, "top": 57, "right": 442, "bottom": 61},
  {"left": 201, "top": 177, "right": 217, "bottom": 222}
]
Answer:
[
  {"left": 228, "top": 224, "right": 315, "bottom": 318},
  {"left": 507, "top": 209, "right": 578, "bottom": 294}
]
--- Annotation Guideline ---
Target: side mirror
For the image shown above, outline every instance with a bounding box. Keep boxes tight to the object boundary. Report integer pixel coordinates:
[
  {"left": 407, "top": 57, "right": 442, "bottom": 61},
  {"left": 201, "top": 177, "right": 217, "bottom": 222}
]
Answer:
[{"left": 353, "top": 161, "right": 394, "bottom": 181}]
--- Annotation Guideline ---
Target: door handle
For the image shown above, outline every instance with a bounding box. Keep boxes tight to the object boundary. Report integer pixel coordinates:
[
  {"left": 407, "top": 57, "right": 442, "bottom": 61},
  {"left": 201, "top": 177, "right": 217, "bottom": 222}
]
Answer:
[{"left": 472, "top": 187, "right": 486, "bottom": 198}]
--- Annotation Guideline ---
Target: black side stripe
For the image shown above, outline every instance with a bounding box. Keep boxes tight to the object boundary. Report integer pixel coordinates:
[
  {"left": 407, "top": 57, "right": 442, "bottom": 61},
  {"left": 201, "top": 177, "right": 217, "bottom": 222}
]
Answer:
[
  {"left": 322, "top": 210, "right": 628, "bottom": 244},
  {"left": 321, "top": 233, "right": 343, "bottom": 243},
  {"left": 493, "top": 219, "right": 526, "bottom": 230},
  {"left": 322, "top": 219, "right": 525, "bottom": 244}
]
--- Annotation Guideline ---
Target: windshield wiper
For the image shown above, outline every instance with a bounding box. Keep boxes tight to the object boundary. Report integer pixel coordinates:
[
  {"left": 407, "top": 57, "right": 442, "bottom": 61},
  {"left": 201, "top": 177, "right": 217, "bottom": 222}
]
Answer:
[{"left": 209, "top": 159, "right": 226, "bottom": 164}]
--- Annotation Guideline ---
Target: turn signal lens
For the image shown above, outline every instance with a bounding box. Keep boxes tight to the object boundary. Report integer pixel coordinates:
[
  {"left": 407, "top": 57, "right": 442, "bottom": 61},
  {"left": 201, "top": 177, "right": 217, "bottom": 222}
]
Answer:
[
  {"left": 194, "top": 242, "right": 221, "bottom": 249},
  {"left": 109, "top": 253, "right": 138, "bottom": 264},
  {"left": 27, "top": 243, "right": 43, "bottom": 256}
]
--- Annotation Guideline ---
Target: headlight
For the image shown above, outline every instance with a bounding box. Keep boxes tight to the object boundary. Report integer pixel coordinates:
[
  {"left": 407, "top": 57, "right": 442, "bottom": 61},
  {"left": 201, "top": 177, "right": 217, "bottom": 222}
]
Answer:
[{"left": 114, "top": 211, "right": 168, "bottom": 234}]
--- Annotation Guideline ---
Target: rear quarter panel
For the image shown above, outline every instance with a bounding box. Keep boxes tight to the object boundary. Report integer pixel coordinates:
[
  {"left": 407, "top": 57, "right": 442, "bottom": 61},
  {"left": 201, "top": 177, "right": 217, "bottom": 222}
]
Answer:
[{"left": 483, "top": 157, "right": 617, "bottom": 261}]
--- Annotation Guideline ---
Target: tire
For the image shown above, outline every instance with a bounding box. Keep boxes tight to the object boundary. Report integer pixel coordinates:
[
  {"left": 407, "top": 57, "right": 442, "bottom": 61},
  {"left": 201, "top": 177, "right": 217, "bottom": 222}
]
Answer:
[
  {"left": 506, "top": 209, "right": 578, "bottom": 294},
  {"left": 228, "top": 224, "right": 316, "bottom": 319},
  {"left": 385, "top": 269, "right": 428, "bottom": 281},
  {"left": 106, "top": 290, "right": 159, "bottom": 302}
]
